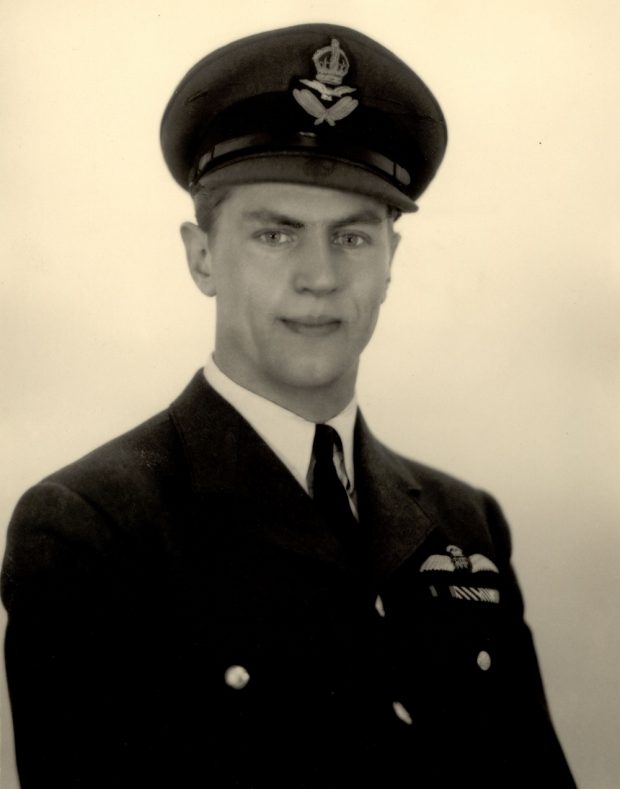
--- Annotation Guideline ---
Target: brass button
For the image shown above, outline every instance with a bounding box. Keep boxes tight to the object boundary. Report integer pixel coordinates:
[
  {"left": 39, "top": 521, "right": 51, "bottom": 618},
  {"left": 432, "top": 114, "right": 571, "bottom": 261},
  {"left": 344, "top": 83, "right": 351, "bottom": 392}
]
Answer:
[
  {"left": 392, "top": 701, "right": 413, "bottom": 725},
  {"left": 477, "top": 650, "right": 491, "bottom": 671},
  {"left": 224, "top": 665, "right": 250, "bottom": 689}
]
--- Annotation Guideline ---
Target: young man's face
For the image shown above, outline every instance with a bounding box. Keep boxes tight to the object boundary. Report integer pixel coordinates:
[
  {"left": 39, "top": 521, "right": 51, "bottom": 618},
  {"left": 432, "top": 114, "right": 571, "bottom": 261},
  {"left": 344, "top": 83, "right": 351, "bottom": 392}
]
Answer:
[{"left": 184, "top": 182, "right": 398, "bottom": 405}]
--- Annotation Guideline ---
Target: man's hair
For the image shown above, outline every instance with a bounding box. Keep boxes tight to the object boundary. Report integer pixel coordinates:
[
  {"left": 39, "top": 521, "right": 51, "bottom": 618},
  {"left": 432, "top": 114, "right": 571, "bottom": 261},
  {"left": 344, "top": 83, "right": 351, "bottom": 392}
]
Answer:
[
  {"left": 193, "top": 185, "right": 231, "bottom": 237},
  {"left": 192, "top": 184, "right": 402, "bottom": 238}
]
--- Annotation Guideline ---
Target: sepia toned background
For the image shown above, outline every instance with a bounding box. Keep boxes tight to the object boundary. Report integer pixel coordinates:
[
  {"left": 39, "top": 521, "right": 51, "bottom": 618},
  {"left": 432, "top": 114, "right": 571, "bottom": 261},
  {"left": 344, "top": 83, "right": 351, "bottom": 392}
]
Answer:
[{"left": 2, "top": 1, "right": 619, "bottom": 786}]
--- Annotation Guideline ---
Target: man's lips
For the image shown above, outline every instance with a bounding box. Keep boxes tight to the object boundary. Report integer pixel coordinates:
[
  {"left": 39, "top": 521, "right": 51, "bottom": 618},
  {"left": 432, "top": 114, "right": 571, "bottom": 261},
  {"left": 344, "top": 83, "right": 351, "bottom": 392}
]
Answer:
[{"left": 280, "top": 317, "right": 342, "bottom": 336}]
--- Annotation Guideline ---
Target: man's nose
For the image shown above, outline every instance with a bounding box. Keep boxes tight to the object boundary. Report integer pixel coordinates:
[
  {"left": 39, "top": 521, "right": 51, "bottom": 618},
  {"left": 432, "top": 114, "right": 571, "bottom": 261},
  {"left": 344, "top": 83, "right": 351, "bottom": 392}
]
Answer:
[{"left": 292, "top": 236, "right": 339, "bottom": 294}]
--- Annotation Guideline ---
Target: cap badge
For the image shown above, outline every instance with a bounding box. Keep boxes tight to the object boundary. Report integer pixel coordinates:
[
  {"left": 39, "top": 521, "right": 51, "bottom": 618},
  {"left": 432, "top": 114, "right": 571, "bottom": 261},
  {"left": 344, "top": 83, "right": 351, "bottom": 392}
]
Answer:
[
  {"left": 420, "top": 545, "right": 500, "bottom": 574},
  {"left": 292, "top": 38, "right": 359, "bottom": 126}
]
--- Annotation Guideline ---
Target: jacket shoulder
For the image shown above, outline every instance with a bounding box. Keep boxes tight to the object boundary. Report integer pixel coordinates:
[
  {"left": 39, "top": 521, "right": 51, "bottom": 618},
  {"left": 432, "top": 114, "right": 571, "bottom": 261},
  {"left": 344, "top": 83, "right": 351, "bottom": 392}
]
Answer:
[
  {"left": 12, "top": 407, "right": 188, "bottom": 539},
  {"left": 53, "top": 407, "right": 180, "bottom": 489},
  {"left": 377, "top": 440, "right": 513, "bottom": 562},
  {"left": 377, "top": 438, "right": 487, "bottom": 499}
]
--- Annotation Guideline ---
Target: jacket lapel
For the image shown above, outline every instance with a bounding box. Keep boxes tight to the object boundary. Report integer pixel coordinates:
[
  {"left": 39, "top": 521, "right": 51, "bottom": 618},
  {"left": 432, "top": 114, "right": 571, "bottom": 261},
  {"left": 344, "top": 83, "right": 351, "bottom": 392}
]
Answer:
[
  {"left": 354, "top": 413, "right": 436, "bottom": 580},
  {"left": 169, "top": 371, "right": 342, "bottom": 564}
]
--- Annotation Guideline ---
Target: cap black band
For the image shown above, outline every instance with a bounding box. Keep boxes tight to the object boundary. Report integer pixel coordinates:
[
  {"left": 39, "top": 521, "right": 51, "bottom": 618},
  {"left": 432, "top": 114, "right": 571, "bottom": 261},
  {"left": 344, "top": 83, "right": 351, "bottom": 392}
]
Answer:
[{"left": 189, "top": 131, "right": 411, "bottom": 190}]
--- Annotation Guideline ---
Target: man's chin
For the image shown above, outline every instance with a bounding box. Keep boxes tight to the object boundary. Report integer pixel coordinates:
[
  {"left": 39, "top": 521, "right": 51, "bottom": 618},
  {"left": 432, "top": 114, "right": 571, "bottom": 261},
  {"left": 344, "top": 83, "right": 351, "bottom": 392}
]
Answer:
[{"left": 266, "top": 358, "right": 354, "bottom": 394}]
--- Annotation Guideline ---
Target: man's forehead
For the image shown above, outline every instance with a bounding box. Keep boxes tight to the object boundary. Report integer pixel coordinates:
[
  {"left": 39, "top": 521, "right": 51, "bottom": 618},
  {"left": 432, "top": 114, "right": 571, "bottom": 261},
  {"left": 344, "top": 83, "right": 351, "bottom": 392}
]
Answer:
[{"left": 220, "top": 182, "right": 393, "bottom": 222}]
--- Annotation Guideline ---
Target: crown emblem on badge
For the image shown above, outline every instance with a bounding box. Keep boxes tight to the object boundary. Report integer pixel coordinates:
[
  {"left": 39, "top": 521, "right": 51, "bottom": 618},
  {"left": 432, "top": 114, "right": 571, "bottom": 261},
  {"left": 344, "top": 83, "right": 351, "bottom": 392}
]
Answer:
[
  {"left": 312, "top": 38, "right": 349, "bottom": 86},
  {"left": 292, "top": 36, "right": 359, "bottom": 126}
]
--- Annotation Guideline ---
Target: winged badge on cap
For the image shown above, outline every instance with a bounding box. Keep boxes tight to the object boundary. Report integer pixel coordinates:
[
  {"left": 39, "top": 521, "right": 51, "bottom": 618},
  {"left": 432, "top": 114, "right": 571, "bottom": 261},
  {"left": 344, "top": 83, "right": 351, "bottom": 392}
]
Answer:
[
  {"left": 292, "top": 38, "right": 359, "bottom": 126},
  {"left": 420, "top": 545, "right": 500, "bottom": 574}
]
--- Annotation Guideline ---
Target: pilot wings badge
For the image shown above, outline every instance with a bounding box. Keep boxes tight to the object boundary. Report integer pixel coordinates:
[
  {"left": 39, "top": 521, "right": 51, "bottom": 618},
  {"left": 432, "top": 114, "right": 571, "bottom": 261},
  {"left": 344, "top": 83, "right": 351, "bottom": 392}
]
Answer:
[
  {"left": 292, "top": 38, "right": 359, "bottom": 126},
  {"left": 420, "top": 545, "right": 500, "bottom": 574}
]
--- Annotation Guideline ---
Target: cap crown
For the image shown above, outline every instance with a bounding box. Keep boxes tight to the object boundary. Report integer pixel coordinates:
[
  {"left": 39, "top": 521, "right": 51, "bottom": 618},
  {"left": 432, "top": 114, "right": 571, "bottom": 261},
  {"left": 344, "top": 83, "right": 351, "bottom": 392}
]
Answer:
[{"left": 160, "top": 24, "right": 447, "bottom": 210}]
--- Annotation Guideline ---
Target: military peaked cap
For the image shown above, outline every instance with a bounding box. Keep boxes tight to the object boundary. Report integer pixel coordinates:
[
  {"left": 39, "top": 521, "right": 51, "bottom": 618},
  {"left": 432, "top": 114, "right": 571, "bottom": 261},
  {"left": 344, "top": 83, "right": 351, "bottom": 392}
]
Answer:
[{"left": 161, "top": 24, "right": 447, "bottom": 211}]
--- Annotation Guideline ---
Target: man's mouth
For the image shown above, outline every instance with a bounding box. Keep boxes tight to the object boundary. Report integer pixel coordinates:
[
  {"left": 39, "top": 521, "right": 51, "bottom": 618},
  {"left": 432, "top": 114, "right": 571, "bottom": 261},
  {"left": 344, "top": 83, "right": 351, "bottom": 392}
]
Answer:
[{"left": 280, "top": 317, "right": 342, "bottom": 336}]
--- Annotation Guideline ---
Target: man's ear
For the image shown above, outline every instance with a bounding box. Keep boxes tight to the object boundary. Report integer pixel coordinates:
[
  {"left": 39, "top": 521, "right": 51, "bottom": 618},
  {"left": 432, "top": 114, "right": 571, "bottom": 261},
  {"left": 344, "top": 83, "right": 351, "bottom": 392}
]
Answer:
[{"left": 180, "top": 222, "right": 216, "bottom": 297}]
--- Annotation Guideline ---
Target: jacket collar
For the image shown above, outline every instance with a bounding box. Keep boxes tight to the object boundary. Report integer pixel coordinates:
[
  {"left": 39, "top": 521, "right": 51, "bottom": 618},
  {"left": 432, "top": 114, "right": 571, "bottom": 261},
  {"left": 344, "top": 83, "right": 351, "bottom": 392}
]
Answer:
[{"left": 169, "top": 371, "right": 435, "bottom": 579}]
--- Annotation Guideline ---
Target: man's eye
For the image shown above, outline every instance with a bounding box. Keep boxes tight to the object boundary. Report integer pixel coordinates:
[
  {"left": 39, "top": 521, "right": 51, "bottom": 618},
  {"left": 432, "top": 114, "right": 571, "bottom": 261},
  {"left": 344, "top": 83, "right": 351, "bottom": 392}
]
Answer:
[
  {"left": 333, "top": 232, "right": 368, "bottom": 248},
  {"left": 256, "top": 230, "right": 292, "bottom": 245}
]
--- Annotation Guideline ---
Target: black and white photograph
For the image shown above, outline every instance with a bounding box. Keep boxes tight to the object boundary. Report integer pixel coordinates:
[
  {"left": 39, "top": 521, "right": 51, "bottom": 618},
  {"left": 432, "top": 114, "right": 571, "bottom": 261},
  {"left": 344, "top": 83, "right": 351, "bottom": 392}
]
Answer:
[{"left": 1, "top": 2, "right": 618, "bottom": 787}]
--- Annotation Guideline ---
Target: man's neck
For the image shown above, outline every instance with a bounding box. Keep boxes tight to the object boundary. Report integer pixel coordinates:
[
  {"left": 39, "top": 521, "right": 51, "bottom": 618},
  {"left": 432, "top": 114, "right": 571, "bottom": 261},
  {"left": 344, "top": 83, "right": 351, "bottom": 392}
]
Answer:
[
  {"left": 212, "top": 356, "right": 357, "bottom": 423},
  {"left": 262, "top": 385, "right": 353, "bottom": 423}
]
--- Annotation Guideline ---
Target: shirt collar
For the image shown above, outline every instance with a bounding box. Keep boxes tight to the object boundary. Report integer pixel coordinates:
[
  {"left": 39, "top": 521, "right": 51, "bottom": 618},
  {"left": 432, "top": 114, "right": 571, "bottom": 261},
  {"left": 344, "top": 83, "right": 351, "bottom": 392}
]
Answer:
[{"left": 204, "top": 358, "right": 357, "bottom": 494}]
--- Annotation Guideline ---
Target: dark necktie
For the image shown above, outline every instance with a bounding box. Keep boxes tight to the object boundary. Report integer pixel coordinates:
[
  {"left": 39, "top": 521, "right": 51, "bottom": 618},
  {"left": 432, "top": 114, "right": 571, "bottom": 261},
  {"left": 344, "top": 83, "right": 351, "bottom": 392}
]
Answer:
[{"left": 310, "top": 424, "right": 357, "bottom": 534}]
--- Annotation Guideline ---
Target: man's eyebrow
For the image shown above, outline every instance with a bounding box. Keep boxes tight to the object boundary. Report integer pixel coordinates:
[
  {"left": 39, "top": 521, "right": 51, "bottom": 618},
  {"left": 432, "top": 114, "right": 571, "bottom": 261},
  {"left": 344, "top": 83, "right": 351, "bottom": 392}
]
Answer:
[
  {"left": 330, "top": 210, "right": 385, "bottom": 228},
  {"left": 242, "top": 209, "right": 386, "bottom": 228},
  {"left": 242, "top": 210, "right": 304, "bottom": 228}
]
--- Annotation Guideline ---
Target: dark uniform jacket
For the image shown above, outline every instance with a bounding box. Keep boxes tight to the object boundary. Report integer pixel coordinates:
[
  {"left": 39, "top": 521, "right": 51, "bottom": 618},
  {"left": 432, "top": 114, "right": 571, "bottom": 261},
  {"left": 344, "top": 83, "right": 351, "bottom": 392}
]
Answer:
[{"left": 2, "top": 371, "right": 575, "bottom": 788}]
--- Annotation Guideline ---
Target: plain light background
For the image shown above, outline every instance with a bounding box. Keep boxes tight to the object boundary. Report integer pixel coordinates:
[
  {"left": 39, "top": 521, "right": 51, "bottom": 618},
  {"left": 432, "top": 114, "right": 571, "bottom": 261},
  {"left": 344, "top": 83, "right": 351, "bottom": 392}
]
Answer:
[{"left": 2, "top": 2, "right": 619, "bottom": 786}]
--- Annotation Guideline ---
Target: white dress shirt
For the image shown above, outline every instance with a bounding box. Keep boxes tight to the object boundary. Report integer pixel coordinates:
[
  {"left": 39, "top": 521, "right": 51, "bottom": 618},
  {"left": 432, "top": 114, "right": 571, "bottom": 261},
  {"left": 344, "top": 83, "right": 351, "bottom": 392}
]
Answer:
[{"left": 204, "top": 359, "right": 357, "bottom": 508}]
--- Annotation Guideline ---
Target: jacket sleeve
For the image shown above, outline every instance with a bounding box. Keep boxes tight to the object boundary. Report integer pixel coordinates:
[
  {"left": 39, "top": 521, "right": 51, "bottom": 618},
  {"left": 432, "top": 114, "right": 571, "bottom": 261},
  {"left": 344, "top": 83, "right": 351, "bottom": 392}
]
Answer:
[
  {"left": 481, "top": 492, "right": 577, "bottom": 786},
  {"left": 2, "top": 481, "right": 162, "bottom": 788}
]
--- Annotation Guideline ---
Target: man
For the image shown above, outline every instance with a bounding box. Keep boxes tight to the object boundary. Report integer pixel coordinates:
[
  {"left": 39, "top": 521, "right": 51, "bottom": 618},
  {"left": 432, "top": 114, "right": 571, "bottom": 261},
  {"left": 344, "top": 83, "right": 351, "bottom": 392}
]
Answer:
[{"left": 2, "top": 24, "right": 575, "bottom": 788}]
